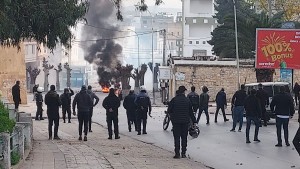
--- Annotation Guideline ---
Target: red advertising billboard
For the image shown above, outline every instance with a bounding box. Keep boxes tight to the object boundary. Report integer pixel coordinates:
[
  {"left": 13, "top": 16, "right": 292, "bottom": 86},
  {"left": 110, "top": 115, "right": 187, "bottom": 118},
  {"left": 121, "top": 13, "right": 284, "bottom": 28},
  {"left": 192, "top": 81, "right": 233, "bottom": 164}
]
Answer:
[{"left": 256, "top": 29, "right": 300, "bottom": 69}]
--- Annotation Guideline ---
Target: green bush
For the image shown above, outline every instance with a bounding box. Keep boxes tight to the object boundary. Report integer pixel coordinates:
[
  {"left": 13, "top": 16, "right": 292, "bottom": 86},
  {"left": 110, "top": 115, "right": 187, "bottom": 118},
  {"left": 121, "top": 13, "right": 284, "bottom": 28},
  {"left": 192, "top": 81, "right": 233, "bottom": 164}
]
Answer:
[
  {"left": 10, "top": 151, "right": 20, "bottom": 165},
  {"left": 0, "top": 101, "right": 15, "bottom": 133}
]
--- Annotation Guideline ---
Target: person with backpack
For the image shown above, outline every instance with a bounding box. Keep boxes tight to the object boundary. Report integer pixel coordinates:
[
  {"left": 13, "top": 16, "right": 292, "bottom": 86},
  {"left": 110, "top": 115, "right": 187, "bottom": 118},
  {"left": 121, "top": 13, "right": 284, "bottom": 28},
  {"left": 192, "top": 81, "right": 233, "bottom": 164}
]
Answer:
[
  {"left": 187, "top": 86, "right": 200, "bottom": 115},
  {"left": 35, "top": 87, "right": 44, "bottom": 120},
  {"left": 123, "top": 90, "right": 137, "bottom": 132},
  {"left": 135, "top": 86, "right": 152, "bottom": 135},
  {"left": 197, "top": 86, "right": 210, "bottom": 124},
  {"left": 215, "top": 88, "right": 229, "bottom": 123},
  {"left": 87, "top": 85, "right": 99, "bottom": 132},
  {"left": 60, "top": 87, "right": 74, "bottom": 123}
]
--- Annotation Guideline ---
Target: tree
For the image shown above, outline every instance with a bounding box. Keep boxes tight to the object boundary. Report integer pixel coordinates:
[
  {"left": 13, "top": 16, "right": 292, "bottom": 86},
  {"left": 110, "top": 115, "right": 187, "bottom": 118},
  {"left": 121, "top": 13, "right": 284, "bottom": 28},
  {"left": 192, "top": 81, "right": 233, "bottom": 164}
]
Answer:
[
  {"left": 132, "top": 68, "right": 140, "bottom": 92},
  {"left": 251, "top": 0, "right": 300, "bottom": 21},
  {"left": 0, "top": 0, "right": 88, "bottom": 50},
  {"left": 26, "top": 66, "right": 41, "bottom": 92},
  {"left": 115, "top": 64, "right": 133, "bottom": 90},
  {"left": 139, "top": 64, "right": 148, "bottom": 86}
]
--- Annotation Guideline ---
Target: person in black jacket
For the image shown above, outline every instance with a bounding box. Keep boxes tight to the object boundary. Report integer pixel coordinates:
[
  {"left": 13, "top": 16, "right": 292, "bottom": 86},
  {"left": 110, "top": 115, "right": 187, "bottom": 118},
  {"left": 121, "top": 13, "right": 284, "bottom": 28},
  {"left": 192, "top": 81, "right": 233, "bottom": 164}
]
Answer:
[
  {"left": 271, "top": 86, "right": 295, "bottom": 147},
  {"left": 168, "top": 86, "right": 197, "bottom": 159},
  {"left": 293, "top": 82, "right": 300, "bottom": 105},
  {"left": 73, "top": 85, "right": 93, "bottom": 141},
  {"left": 244, "top": 89, "right": 262, "bottom": 143},
  {"left": 230, "top": 84, "right": 247, "bottom": 132},
  {"left": 12, "top": 81, "right": 21, "bottom": 110},
  {"left": 102, "top": 88, "right": 121, "bottom": 139},
  {"left": 123, "top": 90, "right": 137, "bottom": 132},
  {"left": 60, "top": 87, "right": 74, "bottom": 123},
  {"left": 197, "top": 86, "right": 210, "bottom": 124},
  {"left": 187, "top": 86, "right": 199, "bottom": 114},
  {"left": 215, "top": 88, "right": 229, "bottom": 123},
  {"left": 256, "top": 83, "right": 269, "bottom": 126},
  {"left": 135, "top": 86, "right": 152, "bottom": 135},
  {"left": 293, "top": 106, "right": 300, "bottom": 156},
  {"left": 87, "top": 85, "right": 100, "bottom": 132},
  {"left": 45, "top": 85, "right": 61, "bottom": 140}
]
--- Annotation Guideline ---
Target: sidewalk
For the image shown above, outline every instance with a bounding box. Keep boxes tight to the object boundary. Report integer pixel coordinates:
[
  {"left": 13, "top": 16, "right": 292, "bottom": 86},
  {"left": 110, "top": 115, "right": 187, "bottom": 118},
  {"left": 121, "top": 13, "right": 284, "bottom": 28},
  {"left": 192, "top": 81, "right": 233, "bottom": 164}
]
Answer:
[{"left": 18, "top": 106, "right": 207, "bottom": 169}]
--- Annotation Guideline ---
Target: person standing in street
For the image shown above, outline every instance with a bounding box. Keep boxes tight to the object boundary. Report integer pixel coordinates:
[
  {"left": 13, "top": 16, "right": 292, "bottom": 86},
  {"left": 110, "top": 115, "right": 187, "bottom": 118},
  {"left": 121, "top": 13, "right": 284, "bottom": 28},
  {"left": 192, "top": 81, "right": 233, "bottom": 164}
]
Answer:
[
  {"left": 271, "top": 86, "right": 295, "bottom": 147},
  {"left": 135, "top": 86, "right": 152, "bottom": 135},
  {"left": 187, "top": 86, "right": 200, "bottom": 115},
  {"left": 197, "top": 86, "right": 210, "bottom": 124},
  {"left": 60, "top": 87, "right": 74, "bottom": 123},
  {"left": 293, "top": 105, "right": 300, "bottom": 156},
  {"left": 102, "top": 88, "right": 121, "bottom": 139},
  {"left": 87, "top": 85, "right": 100, "bottom": 132},
  {"left": 45, "top": 85, "right": 61, "bottom": 140},
  {"left": 244, "top": 89, "right": 262, "bottom": 143},
  {"left": 230, "top": 84, "right": 247, "bottom": 132},
  {"left": 35, "top": 87, "right": 44, "bottom": 120},
  {"left": 293, "top": 82, "right": 300, "bottom": 105},
  {"left": 123, "top": 90, "right": 137, "bottom": 132},
  {"left": 215, "top": 88, "right": 229, "bottom": 123},
  {"left": 168, "top": 86, "right": 197, "bottom": 159},
  {"left": 256, "top": 83, "right": 269, "bottom": 126},
  {"left": 73, "top": 85, "right": 93, "bottom": 141},
  {"left": 12, "top": 81, "right": 21, "bottom": 110}
]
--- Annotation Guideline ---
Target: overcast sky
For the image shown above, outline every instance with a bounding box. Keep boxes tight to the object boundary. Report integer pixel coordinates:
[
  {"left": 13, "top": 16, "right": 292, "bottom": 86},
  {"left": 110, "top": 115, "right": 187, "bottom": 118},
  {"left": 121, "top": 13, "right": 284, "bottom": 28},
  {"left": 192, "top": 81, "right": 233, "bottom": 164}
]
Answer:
[{"left": 123, "top": 0, "right": 182, "bottom": 9}]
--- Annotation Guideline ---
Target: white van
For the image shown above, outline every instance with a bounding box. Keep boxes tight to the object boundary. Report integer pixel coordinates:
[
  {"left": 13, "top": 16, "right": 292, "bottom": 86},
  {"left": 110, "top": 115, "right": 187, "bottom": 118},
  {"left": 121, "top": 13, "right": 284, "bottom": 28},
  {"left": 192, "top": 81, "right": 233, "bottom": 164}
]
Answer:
[{"left": 245, "top": 82, "right": 292, "bottom": 119}]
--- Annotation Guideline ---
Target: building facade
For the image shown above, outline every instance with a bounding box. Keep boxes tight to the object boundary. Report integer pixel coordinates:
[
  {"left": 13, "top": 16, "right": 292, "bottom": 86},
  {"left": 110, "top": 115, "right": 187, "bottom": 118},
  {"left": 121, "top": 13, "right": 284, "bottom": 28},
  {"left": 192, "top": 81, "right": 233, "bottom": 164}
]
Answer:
[{"left": 182, "top": 0, "right": 218, "bottom": 59}]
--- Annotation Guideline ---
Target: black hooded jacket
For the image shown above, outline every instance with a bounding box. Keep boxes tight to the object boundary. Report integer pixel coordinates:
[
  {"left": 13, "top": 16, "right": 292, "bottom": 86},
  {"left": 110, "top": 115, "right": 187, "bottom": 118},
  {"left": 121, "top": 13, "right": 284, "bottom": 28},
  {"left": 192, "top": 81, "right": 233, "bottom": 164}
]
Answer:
[
  {"left": 72, "top": 89, "right": 93, "bottom": 112},
  {"left": 270, "top": 92, "right": 295, "bottom": 116},
  {"left": 123, "top": 93, "right": 137, "bottom": 111},
  {"left": 45, "top": 90, "right": 61, "bottom": 118},
  {"left": 244, "top": 95, "right": 262, "bottom": 117},
  {"left": 102, "top": 92, "right": 121, "bottom": 115}
]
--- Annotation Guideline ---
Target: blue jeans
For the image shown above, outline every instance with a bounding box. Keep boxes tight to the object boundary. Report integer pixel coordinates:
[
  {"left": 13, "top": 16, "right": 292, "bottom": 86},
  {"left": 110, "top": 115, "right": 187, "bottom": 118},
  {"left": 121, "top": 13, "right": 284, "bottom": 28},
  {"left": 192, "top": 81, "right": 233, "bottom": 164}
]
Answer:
[{"left": 232, "top": 106, "right": 244, "bottom": 130}]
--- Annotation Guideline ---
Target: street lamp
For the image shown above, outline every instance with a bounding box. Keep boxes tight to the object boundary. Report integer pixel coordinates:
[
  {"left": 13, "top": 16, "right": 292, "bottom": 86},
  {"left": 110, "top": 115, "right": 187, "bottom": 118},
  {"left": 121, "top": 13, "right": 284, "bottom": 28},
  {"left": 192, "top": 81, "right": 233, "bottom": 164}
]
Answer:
[{"left": 233, "top": 0, "right": 240, "bottom": 89}]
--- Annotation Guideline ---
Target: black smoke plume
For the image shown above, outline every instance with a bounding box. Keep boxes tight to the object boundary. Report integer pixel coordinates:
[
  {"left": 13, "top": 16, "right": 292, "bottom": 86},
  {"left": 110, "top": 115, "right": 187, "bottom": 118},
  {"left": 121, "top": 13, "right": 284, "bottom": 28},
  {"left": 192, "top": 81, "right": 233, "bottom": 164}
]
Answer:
[{"left": 82, "top": 0, "right": 122, "bottom": 86}]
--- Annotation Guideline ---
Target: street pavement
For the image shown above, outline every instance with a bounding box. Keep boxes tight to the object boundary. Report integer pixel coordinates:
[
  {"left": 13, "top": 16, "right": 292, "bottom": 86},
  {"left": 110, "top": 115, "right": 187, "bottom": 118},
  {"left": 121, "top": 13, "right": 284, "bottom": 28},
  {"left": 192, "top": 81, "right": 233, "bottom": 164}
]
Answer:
[{"left": 18, "top": 94, "right": 207, "bottom": 169}]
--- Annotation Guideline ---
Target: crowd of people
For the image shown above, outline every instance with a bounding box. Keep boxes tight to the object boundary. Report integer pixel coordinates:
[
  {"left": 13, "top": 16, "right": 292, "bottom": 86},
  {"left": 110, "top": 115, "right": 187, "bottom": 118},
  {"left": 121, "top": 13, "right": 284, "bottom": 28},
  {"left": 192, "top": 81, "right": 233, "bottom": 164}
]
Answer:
[{"left": 11, "top": 80, "right": 300, "bottom": 159}]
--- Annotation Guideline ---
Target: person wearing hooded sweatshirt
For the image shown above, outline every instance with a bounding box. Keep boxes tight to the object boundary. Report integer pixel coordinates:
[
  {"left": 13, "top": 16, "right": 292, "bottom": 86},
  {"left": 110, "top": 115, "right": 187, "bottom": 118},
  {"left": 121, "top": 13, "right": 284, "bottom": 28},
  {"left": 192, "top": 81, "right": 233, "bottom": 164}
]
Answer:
[
  {"left": 135, "top": 86, "right": 152, "bottom": 135},
  {"left": 45, "top": 85, "right": 62, "bottom": 140},
  {"left": 187, "top": 86, "right": 200, "bottom": 115},
  {"left": 60, "top": 87, "right": 74, "bottom": 123},
  {"left": 123, "top": 90, "right": 137, "bottom": 132},
  {"left": 87, "top": 85, "right": 99, "bottom": 132},
  {"left": 197, "top": 86, "right": 210, "bottom": 124},
  {"left": 102, "top": 88, "right": 121, "bottom": 139},
  {"left": 271, "top": 86, "right": 295, "bottom": 147},
  {"left": 73, "top": 85, "right": 93, "bottom": 141},
  {"left": 230, "top": 84, "right": 247, "bottom": 132},
  {"left": 215, "top": 88, "right": 229, "bottom": 123},
  {"left": 35, "top": 87, "right": 44, "bottom": 120}
]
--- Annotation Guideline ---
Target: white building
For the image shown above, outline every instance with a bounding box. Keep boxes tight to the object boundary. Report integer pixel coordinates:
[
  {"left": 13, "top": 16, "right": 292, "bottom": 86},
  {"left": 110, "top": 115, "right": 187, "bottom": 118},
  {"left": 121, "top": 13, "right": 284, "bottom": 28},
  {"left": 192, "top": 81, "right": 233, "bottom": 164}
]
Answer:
[{"left": 182, "top": 0, "right": 218, "bottom": 60}]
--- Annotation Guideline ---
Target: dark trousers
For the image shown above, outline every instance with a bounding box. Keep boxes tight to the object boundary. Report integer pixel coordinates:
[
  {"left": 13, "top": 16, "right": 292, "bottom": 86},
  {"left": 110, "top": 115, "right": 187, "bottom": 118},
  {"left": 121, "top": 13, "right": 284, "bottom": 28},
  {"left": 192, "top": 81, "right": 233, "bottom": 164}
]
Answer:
[
  {"left": 232, "top": 106, "right": 244, "bottom": 130},
  {"left": 215, "top": 105, "right": 227, "bottom": 121},
  {"left": 126, "top": 111, "right": 136, "bottom": 131},
  {"left": 14, "top": 100, "right": 20, "bottom": 110},
  {"left": 78, "top": 111, "right": 89, "bottom": 136},
  {"left": 261, "top": 108, "right": 268, "bottom": 125},
  {"left": 88, "top": 108, "right": 93, "bottom": 131},
  {"left": 35, "top": 103, "right": 43, "bottom": 119},
  {"left": 172, "top": 123, "right": 189, "bottom": 155},
  {"left": 136, "top": 111, "right": 147, "bottom": 133},
  {"left": 295, "top": 94, "right": 300, "bottom": 105},
  {"left": 62, "top": 106, "right": 71, "bottom": 122},
  {"left": 293, "top": 127, "right": 300, "bottom": 156},
  {"left": 197, "top": 106, "right": 209, "bottom": 123},
  {"left": 246, "top": 116, "right": 260, "bottom": 141},
  {"left": 276, "top": 117, "right": 289, "bottom": 145},
  {"left": 48, "top": 117, "right": 59, "bottom": 138},
  {"left": 106, "top": 114, "right": 119, "bottom": 137}
]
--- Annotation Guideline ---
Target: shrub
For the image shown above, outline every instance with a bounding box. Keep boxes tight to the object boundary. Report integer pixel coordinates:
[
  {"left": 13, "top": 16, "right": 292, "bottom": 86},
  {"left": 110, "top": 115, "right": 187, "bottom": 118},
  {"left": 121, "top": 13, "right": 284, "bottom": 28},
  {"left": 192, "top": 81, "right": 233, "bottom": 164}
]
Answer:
[
  {"left": 10, "top": 151, "right": 20, "bottom": 165},
  {"left": 0, "top": 101, "right": 15, "bottom": 133}
]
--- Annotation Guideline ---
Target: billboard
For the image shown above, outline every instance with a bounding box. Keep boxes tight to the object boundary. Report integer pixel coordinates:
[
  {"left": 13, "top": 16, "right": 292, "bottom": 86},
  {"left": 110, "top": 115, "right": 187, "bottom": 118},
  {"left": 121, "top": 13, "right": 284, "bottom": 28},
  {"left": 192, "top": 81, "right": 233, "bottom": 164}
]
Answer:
[{"left": 256, "top": 29, "right": 300, "bottom": 69}]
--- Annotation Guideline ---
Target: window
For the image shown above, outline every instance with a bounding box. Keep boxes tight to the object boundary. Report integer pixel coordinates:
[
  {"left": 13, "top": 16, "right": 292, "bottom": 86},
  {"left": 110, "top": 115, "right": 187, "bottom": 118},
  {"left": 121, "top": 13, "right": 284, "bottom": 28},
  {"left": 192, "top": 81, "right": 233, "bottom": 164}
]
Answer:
[
  {"left": 143, "top": 20, "right": 147, "bottom": 24},
  {"left": 25, "top": 45, "right": 29, "bottom": 55},
  {"left": 196, "top": 41, "right": 199, "bottom": 44},
  {"left": 204, "top": 19, "right": 208, "bottom": 23},
  {"left": 189, "top": 41, "right": 192, "bottom": 44},
  {"left": 32, "top": 45, "right": 36, "bottom": 54},
  {"left": 179, "top": 47, "right": 182, "bottom": 51},
  {"left": 203, "top": 41, "right": 206, "bottom": 44},
  {"left": 193, "top": 19, "right": 197, "bottom": 23}
]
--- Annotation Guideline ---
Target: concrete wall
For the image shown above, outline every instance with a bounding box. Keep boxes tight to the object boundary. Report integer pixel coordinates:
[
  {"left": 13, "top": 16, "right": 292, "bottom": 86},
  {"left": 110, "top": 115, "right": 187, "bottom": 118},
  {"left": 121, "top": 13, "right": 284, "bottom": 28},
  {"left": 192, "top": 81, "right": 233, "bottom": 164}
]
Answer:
[
  {"left": 172, "top": 64, "right": 298, "bottom": 102},
  {"left": 0, "top": 46, "right": 27, "bottom": 104}
]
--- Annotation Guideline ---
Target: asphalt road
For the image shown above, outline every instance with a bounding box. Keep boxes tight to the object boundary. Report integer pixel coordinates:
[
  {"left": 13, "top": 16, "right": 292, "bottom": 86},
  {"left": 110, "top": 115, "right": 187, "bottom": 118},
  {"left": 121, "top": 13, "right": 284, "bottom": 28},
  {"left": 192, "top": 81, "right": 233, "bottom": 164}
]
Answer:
[{"left": 90, "top": 92, "right": 299, "bottom": 169}]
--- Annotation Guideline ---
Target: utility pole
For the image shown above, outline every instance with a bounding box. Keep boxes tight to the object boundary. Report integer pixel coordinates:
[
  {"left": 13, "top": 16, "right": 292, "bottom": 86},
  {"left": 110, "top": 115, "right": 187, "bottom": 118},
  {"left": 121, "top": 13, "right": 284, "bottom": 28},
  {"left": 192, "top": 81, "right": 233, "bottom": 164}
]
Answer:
[
  {"left": 162, "top": 29, "right": 167, "bottom": 103},
  {"left": 233, "top": 0, "right": 240, "bottom": 90}
]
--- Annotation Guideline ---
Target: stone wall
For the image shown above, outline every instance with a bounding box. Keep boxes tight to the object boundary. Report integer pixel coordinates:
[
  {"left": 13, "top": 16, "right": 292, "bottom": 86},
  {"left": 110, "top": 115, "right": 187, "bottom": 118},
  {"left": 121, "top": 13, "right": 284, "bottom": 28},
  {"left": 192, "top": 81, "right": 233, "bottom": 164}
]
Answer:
[
  {"left": 0, "top": 46, "right": 27, "bottom": 104},
  {"left": 173, "top": 64, "right": 300, "bottom": 101}
]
